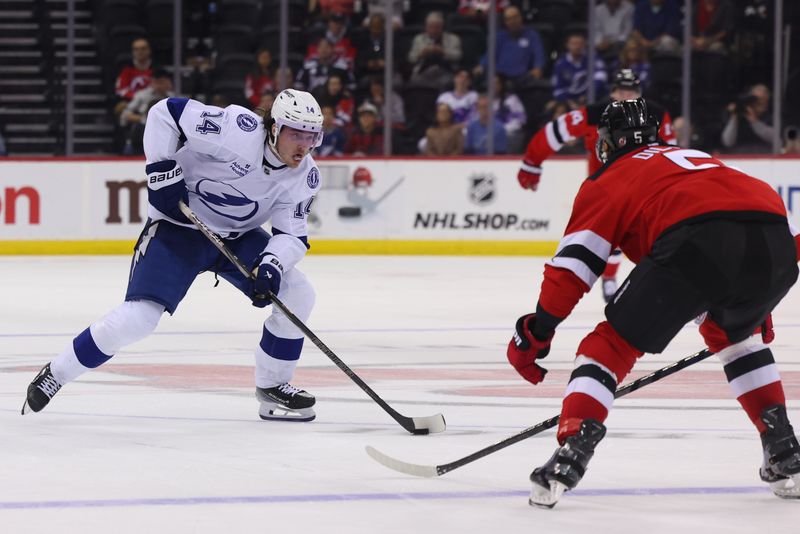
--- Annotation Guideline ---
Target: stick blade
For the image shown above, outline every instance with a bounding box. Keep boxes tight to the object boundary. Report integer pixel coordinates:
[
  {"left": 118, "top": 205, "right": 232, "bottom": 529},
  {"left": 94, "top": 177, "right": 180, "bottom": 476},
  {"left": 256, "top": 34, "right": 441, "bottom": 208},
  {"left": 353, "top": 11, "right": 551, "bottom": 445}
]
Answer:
[
  {"left": 411, "top": 413, "right": 446, "bottom": 435},
  {"left": 365, "top": 446, "right": 440, "bottom": 478}
]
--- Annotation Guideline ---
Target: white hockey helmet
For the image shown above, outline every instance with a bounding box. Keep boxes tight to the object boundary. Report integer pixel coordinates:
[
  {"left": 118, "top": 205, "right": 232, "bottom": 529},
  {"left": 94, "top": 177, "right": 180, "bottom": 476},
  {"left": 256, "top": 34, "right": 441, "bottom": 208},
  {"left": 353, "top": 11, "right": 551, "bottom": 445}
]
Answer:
[{"left": 269, "top": 89, "right": 324, "bottom": 149}]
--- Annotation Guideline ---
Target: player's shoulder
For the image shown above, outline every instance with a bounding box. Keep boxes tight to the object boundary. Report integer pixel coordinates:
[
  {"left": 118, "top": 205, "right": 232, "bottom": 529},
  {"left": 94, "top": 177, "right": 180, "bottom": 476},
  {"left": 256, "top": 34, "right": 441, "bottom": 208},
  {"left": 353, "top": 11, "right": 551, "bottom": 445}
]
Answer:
[
  {"left": 179, "top": 100, "right": 266, "bottom": 161},
  {"left": 298, "top": 155, "right": 322, "bottom": 195}
]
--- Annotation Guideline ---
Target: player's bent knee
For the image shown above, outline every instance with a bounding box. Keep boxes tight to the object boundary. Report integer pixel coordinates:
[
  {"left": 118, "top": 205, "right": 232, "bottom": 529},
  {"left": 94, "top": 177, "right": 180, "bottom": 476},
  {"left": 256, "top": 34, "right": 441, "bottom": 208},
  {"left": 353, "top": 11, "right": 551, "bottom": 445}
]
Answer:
[{"left": 92, "top": 300, "right": 165, "bottom": 353}]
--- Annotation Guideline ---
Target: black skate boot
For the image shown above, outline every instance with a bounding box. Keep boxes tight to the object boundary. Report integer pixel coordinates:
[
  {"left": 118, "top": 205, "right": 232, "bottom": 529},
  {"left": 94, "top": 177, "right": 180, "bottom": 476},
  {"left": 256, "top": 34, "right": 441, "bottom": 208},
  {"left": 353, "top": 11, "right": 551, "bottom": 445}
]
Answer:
[
  {"left": 758, "top": 404, "right": 800, "bottom": 499},
  {"left": 256, "top": 383, "right": 316, "bottom": 422},
  {"left": 21, "top": 363, "right": 63, "bottom": 415},
  {"left": 529, "top": 419, "right": 607, "bottom": 508}
]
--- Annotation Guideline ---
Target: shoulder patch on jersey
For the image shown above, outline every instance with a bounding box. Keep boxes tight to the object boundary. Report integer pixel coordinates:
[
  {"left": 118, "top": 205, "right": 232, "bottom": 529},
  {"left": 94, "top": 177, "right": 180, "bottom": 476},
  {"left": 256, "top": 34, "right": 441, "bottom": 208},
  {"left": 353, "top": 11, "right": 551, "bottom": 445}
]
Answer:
[
  {"left": 307, "top": 167, "right": 320, "bottom": 189},
  {"left": 236, "top": 113, "right": 258, "bottom": 132}
]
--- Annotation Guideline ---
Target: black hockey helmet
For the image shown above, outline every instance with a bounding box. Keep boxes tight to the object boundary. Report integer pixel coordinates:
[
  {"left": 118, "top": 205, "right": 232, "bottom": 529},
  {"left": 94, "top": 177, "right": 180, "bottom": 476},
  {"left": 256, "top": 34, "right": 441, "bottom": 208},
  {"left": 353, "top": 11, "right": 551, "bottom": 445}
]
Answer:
[
  {"left": 595, "top": 98, "right": 660, "bottom": 164},
  {"left": 611, "top": 69, "right": 641, "bottom": 94}
]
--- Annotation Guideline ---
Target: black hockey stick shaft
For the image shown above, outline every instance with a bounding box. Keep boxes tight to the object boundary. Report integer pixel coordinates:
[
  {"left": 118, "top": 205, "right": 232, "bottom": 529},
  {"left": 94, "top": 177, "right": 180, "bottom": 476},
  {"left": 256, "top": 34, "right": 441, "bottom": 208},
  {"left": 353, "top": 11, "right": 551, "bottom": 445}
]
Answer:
[
  {"left": 432, "top": 348, "right": 713, "bottom": 475},
  {"left": 178, "top": 201, "right": 444, "bottom": 434}
]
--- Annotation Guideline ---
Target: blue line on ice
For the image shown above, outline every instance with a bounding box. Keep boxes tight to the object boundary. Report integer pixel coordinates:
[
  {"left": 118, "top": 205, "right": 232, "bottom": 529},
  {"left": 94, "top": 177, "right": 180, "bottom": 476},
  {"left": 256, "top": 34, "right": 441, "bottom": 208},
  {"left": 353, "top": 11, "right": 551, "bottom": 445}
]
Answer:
[{"left": 0, "top": 486, "right": 770, "bottom": 509}]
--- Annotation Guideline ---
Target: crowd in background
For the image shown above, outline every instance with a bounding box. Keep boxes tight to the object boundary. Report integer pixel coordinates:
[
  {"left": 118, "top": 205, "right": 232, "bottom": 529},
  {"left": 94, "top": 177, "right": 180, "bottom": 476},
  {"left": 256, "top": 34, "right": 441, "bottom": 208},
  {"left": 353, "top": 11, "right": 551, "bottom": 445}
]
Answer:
[{"left": 104, "top": 0, "right": 797, "bottom": 157}]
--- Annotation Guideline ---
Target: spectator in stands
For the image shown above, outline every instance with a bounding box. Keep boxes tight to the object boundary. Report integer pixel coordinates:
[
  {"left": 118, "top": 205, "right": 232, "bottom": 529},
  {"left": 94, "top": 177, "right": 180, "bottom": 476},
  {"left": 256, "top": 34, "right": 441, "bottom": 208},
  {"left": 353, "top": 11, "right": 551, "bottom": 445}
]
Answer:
[
  {"left": 362, "top": 77, "right": 405, "bottom": 127},
  {"left": 360, "top": 0, "right": 407, "bottom": 29},
  {"left": 306, "top": 11, "right": 357, "bottom": 70},
  {"left": 631, "top": 0, "right": 682, "bottom": 54},
  {"left": 244, "top": 48, "right": 276, "bottom": 108},
  {"left": 114, "top": 37, "right": 154, "bottom": 115},
  {"left": 784, "top": 126, "right": 800, "bottom": 154},
  {"left": 672, "top": 116, "right": 695, "bottom": 147},
  {"left": 424, "top": 103, "right": 465, "bottom": 155},
  {"left": 355, "top": 13, "right": 387, "bottom": 83},
  {"left": 457, "top": 0, "right": 510, "bottom": 24},
  {"left": 612, "top": 39, "right": 651, "bottom": 91},
  {"left": 296, "top": 38, "right": 354, "bottom": 93},
  {"left": 436, "top": 69, "right": 478, "bottom": 125},
  {"left": 274, "top": 66, "right": 295, "bottom": 92},
  {"left": 408, "top": 11, "right": 462, "bottom": 89},
  {"left": 474, "top": 6, "right": 545, "bottom": 84},
  {"left": 721, "top": 83, "right": 774, "bottom": 153},
  {"left": 318, "top": 104, "right": 347, "bottom": 157},
  {"left": 255, "top": 91, "right": 276, "bottom": 115},
  {"left": 691, "top": 0, "right": 736, "bottom": 55},
  {"left": 309, "top": 0, "right": 355, "bottom": 18},
  {"left": 492, "top": 75, "right": 526, "bottom": 153},
  {"left": 552, "top": 32, "right": 608, "bottom": 109},
  {"left": 345, "top": 102, "right": 384, "bottom": 155},
  {"left": 595, "top": 0, "right": 635, "bottom": 61},
  {"left": 314, "top": 72, "right": 355, "bottom": 128},
  {"left": 119, "top": 70, "right": 174, "bottom": 155},
  {"left": 465, "top": 94, "right": 507, "bottom": 154}
]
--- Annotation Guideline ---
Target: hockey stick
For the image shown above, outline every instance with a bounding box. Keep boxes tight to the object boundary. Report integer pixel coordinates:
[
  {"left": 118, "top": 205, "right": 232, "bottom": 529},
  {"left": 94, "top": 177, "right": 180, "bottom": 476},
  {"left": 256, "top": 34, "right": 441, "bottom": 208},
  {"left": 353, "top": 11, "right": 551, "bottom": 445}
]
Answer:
[
  {"left": 178, "top": 201, "right": 446, "bottom": 435},
  {"left": 366, "top": 348, "right": 713, "bottom": 476}
]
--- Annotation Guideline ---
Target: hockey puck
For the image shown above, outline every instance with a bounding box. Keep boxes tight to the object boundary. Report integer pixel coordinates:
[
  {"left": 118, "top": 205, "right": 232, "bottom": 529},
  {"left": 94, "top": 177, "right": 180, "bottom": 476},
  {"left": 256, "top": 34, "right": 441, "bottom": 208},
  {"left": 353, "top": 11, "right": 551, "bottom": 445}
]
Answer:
[
  {"left": 338, "top": 206, "right": 362, "bottom": 218},
  {"left": 412, "top": 428, "right": 430, "bottom": 435}
]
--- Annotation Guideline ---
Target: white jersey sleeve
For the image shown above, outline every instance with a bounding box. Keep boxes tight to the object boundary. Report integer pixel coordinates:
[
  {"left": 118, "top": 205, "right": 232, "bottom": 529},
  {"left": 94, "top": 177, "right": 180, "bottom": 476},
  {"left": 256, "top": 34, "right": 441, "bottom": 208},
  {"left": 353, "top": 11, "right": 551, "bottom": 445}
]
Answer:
[{"left": 143, "top": 97, "right": 264, "bottom": 164}]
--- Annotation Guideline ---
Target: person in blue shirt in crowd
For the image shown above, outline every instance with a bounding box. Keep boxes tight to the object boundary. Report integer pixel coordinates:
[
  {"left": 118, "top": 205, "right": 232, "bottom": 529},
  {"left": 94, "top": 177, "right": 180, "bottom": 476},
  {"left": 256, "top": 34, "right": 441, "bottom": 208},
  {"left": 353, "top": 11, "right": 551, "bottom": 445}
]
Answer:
[
  {"left": 473, "top": 5, "right": 545, "bottom": 84},
  {"left": 465, "top": 94, "right": 507, "bottom": 154},
  {"left": 631, "top": 0, "right": 682, "bottom": 54},
  {"left": 552, "top": 32, "right": 608, "bottom": 110}
]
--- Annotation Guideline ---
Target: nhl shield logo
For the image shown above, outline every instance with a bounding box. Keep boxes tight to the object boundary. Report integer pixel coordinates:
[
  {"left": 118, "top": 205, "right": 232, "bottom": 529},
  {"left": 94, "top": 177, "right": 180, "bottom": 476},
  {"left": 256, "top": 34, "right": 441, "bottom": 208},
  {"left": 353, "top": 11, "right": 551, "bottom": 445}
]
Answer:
[
  {"left": 468, "top": 173, "right": 495, "bottom": 205},
  {"left": 307, "top": 167, "right": 320, "bottom": 189}
]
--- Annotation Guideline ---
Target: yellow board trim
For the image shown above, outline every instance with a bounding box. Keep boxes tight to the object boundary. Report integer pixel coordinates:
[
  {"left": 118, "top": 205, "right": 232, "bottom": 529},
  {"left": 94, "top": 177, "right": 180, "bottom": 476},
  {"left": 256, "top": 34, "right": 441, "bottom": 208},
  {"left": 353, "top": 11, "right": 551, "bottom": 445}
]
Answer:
[{"left": 0, "top": 240, "right": 559, "bottom": 256}]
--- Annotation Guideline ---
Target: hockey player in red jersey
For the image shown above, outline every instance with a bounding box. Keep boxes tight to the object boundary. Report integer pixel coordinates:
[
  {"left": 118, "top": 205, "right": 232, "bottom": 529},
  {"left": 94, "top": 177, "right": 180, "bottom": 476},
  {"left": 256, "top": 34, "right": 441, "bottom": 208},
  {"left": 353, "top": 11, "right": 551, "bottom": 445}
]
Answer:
[
  {"left": 517, "top": 70, "right": 676, "bottom": 302},
  {"left": 507, "top": 99, "right": 800, "bottom": 507}
]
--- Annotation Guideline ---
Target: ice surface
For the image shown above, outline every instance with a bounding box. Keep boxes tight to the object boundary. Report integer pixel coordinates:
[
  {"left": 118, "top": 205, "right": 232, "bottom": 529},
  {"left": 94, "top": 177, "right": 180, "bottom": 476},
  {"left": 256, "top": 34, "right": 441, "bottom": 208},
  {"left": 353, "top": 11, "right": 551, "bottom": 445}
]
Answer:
[{"left": 1, "top": 255, "right": 798, "bottom": 533}]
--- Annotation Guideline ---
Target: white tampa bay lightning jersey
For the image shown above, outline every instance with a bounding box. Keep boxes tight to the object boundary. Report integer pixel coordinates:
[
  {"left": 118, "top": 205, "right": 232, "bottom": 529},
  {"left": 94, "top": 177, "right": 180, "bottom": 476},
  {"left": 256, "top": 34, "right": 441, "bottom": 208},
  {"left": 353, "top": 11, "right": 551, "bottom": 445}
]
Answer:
[{"left": 142, "top": 97, "right": 321, "bottom": 270}]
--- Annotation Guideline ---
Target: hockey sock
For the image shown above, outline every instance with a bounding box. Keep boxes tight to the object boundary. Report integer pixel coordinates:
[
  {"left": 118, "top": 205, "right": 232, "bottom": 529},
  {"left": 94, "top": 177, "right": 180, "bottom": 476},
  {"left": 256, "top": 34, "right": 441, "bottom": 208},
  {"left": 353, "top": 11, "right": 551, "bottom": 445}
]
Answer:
[
  {"left": 717, "top": 339, "right": 786, "bottom": 433},
  {"left": 602, "top": 249, "right": 623, "bottom": 279},
  {"left": 558, "top": 356, "right": 618, "bottom": 444},
  {"left": 255, "top": 325, "right": 303, "bottom": 388},
  {"left": 50, "top": 300, "right": 163, "bottom": 384}
]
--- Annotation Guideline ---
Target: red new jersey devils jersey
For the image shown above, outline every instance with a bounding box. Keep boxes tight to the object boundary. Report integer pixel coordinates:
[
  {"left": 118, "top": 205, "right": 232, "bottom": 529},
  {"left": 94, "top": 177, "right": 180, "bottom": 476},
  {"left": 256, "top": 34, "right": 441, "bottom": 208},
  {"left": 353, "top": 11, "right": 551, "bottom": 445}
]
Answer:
[
  {"left": 523, "top": 99, "right": 677, "bottom": 175},
  {"left": 538, "top": 145, "right": 788, "bottom": 320}
]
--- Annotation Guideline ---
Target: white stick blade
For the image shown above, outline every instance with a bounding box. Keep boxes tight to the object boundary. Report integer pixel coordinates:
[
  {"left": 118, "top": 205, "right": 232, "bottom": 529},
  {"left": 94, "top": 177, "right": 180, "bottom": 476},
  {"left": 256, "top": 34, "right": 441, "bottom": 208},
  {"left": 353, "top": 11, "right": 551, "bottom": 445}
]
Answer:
[
  {"left": 365, "top": 446, "right": 439, "bottom": 478},
  {"left": 413, "top": 413, "right": 446, "bottom": 434}
]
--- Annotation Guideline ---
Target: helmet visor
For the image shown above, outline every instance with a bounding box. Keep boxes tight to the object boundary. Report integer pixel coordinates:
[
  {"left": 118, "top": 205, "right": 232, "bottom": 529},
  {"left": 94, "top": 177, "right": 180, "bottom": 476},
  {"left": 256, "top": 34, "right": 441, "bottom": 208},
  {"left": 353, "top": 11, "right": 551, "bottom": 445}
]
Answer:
[{"left": 280, "top": 126, "right": 322, "bottom": 148}]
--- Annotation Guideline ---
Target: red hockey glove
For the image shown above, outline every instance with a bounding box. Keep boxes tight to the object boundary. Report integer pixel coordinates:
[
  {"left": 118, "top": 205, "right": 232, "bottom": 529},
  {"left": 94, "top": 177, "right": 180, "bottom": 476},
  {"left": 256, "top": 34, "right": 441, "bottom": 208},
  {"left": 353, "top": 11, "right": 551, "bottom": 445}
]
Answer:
[
  {"left": 507, "top": 314, "right": 554, "bottom": 385},
  {"left": 517, "top": 160, "right": 542, "bottom": 191},
  {"left": 761, "top": 313, "right": 775, "bottom": 344}
]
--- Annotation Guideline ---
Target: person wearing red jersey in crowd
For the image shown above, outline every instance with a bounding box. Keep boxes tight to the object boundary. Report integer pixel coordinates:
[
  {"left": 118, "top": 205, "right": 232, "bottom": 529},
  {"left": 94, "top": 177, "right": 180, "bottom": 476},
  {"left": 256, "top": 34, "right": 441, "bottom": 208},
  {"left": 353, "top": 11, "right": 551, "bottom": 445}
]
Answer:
[
  {"left": 114, "top": 38, "right": 154, "bottom": 115},
  {"left": 508, "top": 98, "right": 800, "bottom": 507},
  {"left": 305, "top": 12, "right": 357, "bottom": 70},
  {"left": 518, "top": 69, "right": 676, "bottom": 302},
  {"left": 244, "top": 48, "right": 276, "bottom": 108}
]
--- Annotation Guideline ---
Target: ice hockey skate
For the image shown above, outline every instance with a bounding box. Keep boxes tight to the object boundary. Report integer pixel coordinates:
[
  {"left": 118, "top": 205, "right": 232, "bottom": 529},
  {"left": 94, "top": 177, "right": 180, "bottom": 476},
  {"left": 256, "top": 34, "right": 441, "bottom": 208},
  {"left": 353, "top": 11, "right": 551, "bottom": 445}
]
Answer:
[
  {"left": 256, "top": 383, "right": 316, "bottom": 422},
  {"left": 529, "top": 419, "right": 607, "bottom": 508},
  {"left": 21, "top": 363, "right": 62, "bottom": 415},
  {"left": 758, "top": 405, "right": 800, "bottom": 499}
]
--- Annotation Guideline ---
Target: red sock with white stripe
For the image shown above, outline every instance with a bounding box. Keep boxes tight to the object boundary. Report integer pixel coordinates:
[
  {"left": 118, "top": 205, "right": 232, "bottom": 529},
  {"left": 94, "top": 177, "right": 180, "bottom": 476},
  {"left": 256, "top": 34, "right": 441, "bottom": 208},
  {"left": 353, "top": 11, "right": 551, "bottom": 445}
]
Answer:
[
  {"left": 716, "top": 338, "right": 786, "bottom": 433},
  {"left": 557, "top": 356, "right": 619, "bottom": 444}
]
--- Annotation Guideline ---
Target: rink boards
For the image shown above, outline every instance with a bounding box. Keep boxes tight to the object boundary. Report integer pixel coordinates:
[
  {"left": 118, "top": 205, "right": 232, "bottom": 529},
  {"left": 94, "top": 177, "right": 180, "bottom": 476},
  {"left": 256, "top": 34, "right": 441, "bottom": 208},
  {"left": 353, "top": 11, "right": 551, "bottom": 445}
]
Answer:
[{"left": 0, "top": 155, "right": 799, "bottom": 255}]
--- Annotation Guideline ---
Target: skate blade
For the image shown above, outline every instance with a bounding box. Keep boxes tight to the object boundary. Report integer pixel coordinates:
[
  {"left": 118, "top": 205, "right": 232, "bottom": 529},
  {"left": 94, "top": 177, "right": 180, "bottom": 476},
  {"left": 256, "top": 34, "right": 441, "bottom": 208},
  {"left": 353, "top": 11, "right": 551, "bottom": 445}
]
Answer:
[
  {"left": 770, "top": 473, "right": 800, "bottom": 499},
  {"left": 258, "top": 405, "right": 316, "bottom": 422},
  {"left": 529, "top": 480, "right": 567, "bottom": 509},
  {"left": 21, "top": 399, "right": 32, "bottom": 415}
]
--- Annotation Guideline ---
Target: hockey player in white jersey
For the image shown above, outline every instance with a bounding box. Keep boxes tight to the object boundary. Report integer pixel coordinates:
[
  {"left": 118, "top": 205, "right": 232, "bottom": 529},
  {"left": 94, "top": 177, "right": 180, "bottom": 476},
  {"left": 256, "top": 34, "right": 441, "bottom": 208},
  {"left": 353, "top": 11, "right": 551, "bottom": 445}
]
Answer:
[{"left": 22, "top": 89, "right": 325, "bottom": 422}]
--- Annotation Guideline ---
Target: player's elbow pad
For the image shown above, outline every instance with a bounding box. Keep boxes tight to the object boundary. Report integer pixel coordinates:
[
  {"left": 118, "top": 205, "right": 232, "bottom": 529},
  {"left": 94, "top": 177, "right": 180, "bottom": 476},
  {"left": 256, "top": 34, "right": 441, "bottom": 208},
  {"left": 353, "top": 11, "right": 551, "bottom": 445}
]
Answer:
[{"left": 146, "top": 159, "right": 189, "bottom": 223}]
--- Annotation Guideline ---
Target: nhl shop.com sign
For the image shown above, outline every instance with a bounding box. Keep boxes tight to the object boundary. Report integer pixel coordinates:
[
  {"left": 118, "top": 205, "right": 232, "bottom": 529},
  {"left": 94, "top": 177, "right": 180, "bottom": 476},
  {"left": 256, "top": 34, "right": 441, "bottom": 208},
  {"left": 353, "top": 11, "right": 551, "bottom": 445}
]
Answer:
[{"left": 413, "top": 173, "right": 549, "bottom": 232}]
